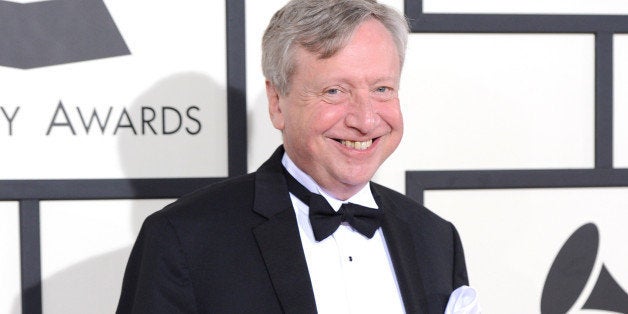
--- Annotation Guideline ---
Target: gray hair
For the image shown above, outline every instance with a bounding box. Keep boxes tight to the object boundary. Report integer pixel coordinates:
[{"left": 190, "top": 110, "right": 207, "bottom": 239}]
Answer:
[{"left": 262, "top": 0, "right": 409, "bottom": 95}]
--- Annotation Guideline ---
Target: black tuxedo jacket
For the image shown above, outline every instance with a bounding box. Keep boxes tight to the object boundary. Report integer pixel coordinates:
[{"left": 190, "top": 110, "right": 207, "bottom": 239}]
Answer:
[{"left": 117, "top": 146, "right": 468, "bottom": 313}]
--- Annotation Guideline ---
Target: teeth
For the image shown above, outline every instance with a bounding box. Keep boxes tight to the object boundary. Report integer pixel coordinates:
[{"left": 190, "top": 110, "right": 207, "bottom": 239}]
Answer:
[{"left": 340, "top": 139, "right": 373, "bottom": 150}]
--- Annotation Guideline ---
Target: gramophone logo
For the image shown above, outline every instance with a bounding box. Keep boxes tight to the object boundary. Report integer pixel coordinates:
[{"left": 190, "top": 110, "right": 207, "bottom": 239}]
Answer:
[
  {"left": 0, "top": 0, "right": 129, "bottom": 69},
  {"left": 541, "top": 223, "right": 628, "bottom": 313}
]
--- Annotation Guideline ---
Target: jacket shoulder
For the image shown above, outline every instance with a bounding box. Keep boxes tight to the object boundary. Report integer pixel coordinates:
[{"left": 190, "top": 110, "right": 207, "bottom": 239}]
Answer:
[
  {"left": 371, "top": 181, "right": 451, "bottom": 227},
  {"left": 142, "top": 173, "right": 261, "bottom": 237}
]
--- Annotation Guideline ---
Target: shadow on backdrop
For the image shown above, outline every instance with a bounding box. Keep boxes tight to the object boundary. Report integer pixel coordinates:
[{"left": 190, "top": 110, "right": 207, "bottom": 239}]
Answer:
[
  {"left": 247, "top": 90, "right": 282, "bottom": 171},
  {"left": 12, "top": 73, "right": 227, "bottom": 313}
]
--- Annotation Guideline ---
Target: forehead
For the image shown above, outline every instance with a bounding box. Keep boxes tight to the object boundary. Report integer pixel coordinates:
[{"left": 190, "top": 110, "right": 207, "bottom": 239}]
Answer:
[{"left": 291, "top": 19, "right": 401, "bottom": 84}]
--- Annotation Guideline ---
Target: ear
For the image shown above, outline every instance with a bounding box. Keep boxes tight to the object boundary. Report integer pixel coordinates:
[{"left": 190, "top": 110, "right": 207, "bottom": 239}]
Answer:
[{"left": 266, "top": 80, "right": 285, "bottom": 131}]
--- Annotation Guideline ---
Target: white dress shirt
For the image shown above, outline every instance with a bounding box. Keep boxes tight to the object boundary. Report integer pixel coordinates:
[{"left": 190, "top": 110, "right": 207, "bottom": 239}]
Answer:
[{"left": 282, "top": 153, "right": 405, "bottom": 314}]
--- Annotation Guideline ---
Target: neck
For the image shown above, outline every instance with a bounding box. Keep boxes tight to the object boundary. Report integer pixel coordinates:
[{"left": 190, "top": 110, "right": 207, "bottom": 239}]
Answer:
[{"left": 318, "top": 182, "right": 366, "bottom": 202}]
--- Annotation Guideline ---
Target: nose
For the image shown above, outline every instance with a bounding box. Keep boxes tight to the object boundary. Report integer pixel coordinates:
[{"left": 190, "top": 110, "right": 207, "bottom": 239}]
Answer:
[{"left": 345, "top": 91, "right": 379, "bottom": 134}]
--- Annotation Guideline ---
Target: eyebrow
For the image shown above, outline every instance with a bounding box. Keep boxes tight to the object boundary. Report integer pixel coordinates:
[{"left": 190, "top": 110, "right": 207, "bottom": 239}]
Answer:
[{"left": 314, "top": 75, "right": 399, "bottom": 88}]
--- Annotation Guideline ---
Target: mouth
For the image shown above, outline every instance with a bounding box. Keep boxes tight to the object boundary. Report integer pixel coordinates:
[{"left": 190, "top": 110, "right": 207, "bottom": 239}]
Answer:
[{"left": 333, "top": 138, "right": 377, "bottom": 150}]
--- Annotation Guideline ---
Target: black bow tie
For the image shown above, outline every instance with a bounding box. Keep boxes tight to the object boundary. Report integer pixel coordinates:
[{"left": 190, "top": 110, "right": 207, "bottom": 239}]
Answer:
[{"left": 283, "top": 168, "right": 384, "bottom": 241}]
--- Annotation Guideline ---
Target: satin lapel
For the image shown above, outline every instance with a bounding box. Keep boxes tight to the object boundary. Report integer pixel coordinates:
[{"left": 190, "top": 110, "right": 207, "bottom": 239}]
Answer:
[
  {"left": 252, "top": 146, "right": 317, "bottom": 314},
  {"left": 374, "top": 185, "right": 427, "bottom": 314}
]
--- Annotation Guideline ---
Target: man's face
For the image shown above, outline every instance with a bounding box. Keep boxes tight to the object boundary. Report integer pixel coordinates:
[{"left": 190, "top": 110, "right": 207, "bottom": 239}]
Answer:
[{"left": 267, "top": 19, "right": 403, "bottom": 200}]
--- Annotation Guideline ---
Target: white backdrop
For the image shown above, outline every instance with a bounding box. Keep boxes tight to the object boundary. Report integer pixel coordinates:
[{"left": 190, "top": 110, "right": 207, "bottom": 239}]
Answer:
[
  {"left": 0, "top": 202, "right": 20, "bottom": 313},
  {"left": 2, "top": 0, "right": 628, "bottom": 313},
  {"left": 423, "top": 0, "right": 628, "bottom": 14},
  {"left": 615, "top": 35, "right": 628, "bottom": 168}
]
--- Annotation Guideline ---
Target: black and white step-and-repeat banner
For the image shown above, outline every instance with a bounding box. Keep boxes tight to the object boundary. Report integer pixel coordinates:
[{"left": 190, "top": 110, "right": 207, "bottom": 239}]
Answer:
[
  {"left": 1, "top": 1, "right": 228, "bottom": 313},
  {"left": 3, "top": 0, "right": 628, "bottom": 313}
]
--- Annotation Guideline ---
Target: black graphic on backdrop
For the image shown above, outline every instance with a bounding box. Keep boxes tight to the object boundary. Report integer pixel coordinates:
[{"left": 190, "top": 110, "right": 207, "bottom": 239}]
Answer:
[
  {"left": 0, "top": 0, "right": 129, "bottom": 69},
  {"left": 541, "top": 223, "right": 628, "bottom": 313}
]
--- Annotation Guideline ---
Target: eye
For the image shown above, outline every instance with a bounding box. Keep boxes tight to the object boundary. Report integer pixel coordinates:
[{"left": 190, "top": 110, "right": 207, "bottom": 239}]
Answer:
[
  {"left": 326, "top": 88, "right": 341, "bottom": 95},
  {"left": 321, "top": 86, "right": 348, "bottom": 104},
  {"left": 372, "top": 86, "right": 396, "bottom": 101}
]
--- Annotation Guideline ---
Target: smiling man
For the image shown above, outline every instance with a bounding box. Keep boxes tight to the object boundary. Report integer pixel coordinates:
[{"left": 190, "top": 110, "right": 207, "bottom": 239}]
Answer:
[{"left": 117, "top": 1, "right": 469, "bottom": 313}]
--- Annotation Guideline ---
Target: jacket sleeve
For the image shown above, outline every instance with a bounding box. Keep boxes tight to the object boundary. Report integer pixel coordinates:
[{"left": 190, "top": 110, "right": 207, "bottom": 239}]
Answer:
[
  {"left": 116, "top": 213, "right": 198, "bottom": 314},
  {"left": 451, "top": 224, "right": 469, "bottom": 288}
]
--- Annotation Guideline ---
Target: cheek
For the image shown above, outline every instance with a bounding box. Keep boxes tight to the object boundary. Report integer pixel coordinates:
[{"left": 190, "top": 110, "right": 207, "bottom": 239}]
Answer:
[
  {"left": 395, "top": 109, "right": 404, "bottom": 133},
  {"left": 379, "top": 103, "right": 403, "bottom": 130},
  {"left": 310, "top": 105, "right": 345, "bottom": 131}
]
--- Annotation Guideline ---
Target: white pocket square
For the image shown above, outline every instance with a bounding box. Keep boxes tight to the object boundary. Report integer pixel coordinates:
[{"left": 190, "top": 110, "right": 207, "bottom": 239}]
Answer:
[{"left": 444, "top": 285, "right": 481, "bottom": 314}]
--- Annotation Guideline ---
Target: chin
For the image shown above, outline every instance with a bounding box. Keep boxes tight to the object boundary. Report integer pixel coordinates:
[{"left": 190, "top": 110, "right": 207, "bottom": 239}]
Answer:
[{"left": 339, "top": 170, "right": 376, "bottom": 186}]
